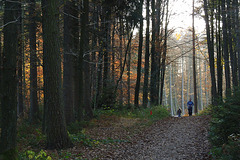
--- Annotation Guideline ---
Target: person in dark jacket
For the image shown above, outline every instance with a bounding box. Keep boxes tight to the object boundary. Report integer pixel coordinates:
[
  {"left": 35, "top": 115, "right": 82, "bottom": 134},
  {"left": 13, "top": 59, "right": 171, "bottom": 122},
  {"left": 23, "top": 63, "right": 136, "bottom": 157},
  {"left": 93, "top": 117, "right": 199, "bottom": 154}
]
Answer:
[
  {"left": 177, "top": 108, "right": 182, "bottom": 117},
  {"left": 187, "top": 98, "right": 194, "bottom": 116}
]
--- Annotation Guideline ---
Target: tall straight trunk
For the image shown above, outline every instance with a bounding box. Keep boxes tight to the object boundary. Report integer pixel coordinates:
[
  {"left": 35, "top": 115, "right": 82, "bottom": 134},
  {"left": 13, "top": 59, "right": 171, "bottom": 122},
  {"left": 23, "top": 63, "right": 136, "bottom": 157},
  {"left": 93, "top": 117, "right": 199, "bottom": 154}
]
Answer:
[
  {"left": 127, "top": 42, "right": 131, "bottom": 108},
  {"left": 203, "top": 0, "right": 217, "bottom": 104},
  {"left": 233, "top": 0, "right": 240, "bottom": 84},
  {"left": 181, "top": 56, "right": 185, "bottom": 115},
  {"left": 150, "top": 0, "right": 158, "bottom": 105},
  {"left": 91, "top": 5, "right": 98, "bottom": 109},
  {"left": 134, "top": 0, "right": 143, "bottom": 108},
  {"left": 216, "top": 2, "right": 223, "bottom": 100},
  {"left": 81, "top": 0, "right": 93, "bottom": 119},
  {"left": 103, "top": 7, "right": 111, "bottom": 89},
  {"left": 29, "top": 0, "right": 39, "bottom": 123},
  {"left": 160, "top": 0, "right": 169, "bottom": 105},
  {"left": 63, "top": 0, "right": 76, "bottom": 125},
  {"left": 199, "top": 59, "right": 203, "bottom": 110},
  {"left": 169, "top": 64, "right": 173, "bottom": 116},
  {"left": 119, "top": 17, "right": 123, "bottom": 106},
  {"left": 192, "top": 0, "right": 198, "bottom": 114},
  {"left": 155, "top": 0, "right": 162, "bottom": 104},
  {"left": 205, "top": 61, "right": 209, "bottom": 105},
  {"left": 0, "top": 0, "right": 19, "bottom": 158},
  {"left": 112, "top": 19, "right": 115, "bottom": 83},
  {"left": 221, "top": 0, "right": 231, "bottom": 96},
  {"left": 42, "top": 0, "right": 72, "bottom": 149},
  {"left": 227, "top": 0, "right": 238, "bottom": 88},
  {"left": 17, "top": 2, "right": 24, "bottom": 115},
  {"left": 143, "top": 0, "right": 150, "bottom": 107}
]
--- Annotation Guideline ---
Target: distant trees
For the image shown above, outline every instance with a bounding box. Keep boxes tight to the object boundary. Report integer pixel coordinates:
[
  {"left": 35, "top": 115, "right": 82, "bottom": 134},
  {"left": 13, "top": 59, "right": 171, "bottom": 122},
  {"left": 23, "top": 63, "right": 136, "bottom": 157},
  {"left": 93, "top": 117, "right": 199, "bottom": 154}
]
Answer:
[
  {"left": 203, "top": 0, "right": 240, "bottom": 101},
  {"left": 3, "top": 0, "right": 239, "bottom": 153}
]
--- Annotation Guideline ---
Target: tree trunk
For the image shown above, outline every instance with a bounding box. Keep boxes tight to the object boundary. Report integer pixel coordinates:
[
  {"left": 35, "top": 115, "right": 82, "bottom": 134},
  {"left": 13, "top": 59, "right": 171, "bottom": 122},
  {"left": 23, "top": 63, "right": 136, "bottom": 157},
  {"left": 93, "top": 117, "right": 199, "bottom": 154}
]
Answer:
[
  {"left": 81, "top": 0, "right": 93, "bottom": 120},
  {"left": 169, "top": 64, "right": 173, "bottom": 116},
  {"left": 42, "top": 0, "right": 72, "bottom": 149},
  {"left": 63, "top": 0, "right": 77, "bottom": 125},
  {"left": 0, "top": 0, "right": 19, "bottom": 158},
  {"left": 233, "top": 0, "right": 240, "bottom": 84},
  {"left": 127, "top": 40, "right": 131, "bottom": 108},
  {"left": 134, "top": 0, "right": 143, "bottom": 108},
  {"left": 227, "top": 0, "right": 238, "bottom": 89},
  {"left": 221, "top": 0, "right": 231, "bottom": 97},
  {"left": 119, "top": 17, "right": 123, "bottom": 106},
  {"left": 181, "top": 55, "right": 185, "bottom": 115},
  {"left": 150, "top": 0, "right": 158, "bottom": 105},
  {"left": 143, "top": 0, "right": 150, "bottom": 107},
  {"left": 17, "top": 2, "right": 24, "bottom": 115},
  {"left": 159, "top": 0, "right": 169, "bottom": 105},
  {"left": 203, "top": 0, "right": 217, "bottom": 104},
  {"left": 192, "top": 0, "right": 198, "bottom": 114},
  {"left": 216, "top": 2, "right": 223, "bottom": 100},
  {"left": 29, "top": 0, "right": 39, "bottom": 123}
]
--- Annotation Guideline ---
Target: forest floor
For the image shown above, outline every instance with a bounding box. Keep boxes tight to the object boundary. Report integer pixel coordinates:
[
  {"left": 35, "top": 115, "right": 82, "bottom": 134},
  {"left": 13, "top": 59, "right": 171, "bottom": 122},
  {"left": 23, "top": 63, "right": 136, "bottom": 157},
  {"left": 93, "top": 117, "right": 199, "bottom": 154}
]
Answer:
[{"left": 44, "top": 115, "right": 211, "bottom": 160}]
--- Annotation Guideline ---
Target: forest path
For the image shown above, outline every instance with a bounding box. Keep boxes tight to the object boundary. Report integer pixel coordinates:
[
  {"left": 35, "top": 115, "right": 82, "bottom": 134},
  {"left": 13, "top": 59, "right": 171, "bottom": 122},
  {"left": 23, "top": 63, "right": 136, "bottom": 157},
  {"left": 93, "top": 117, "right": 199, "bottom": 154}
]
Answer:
[
  {"left": 78, "top": 115, "right": 211, "bottom": 159},
  {"left": 112, "top": 115, "right": 211, "bottom": 160}
]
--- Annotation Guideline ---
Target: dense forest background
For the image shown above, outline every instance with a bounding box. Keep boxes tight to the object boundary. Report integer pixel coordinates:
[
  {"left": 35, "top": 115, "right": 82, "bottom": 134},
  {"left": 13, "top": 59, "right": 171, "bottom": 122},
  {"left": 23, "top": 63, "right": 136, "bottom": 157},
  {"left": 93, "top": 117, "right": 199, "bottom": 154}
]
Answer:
[{"left": 0, "top": 0, "right": 239, "bottom": 159}]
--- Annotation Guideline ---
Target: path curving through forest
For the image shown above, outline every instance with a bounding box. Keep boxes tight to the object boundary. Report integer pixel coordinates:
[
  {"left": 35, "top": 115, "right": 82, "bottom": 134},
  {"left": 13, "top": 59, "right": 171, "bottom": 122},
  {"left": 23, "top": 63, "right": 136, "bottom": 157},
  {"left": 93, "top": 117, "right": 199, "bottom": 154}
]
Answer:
[{"left": 112, "top": 115, "right": 211, "bottom": 160}]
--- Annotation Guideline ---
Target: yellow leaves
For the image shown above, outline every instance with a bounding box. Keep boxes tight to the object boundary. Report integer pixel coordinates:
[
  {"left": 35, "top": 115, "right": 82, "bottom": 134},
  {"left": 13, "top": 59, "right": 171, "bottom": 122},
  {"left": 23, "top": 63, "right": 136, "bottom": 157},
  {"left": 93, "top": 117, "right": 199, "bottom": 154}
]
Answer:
[{"left": 176, "top": 33, "right": 181, "bottom": 40}]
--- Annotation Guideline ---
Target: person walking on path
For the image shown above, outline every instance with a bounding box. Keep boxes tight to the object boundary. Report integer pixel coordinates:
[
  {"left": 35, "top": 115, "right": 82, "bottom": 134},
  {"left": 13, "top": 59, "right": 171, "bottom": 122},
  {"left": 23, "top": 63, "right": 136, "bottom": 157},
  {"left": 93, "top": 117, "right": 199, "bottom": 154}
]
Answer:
[
  {"left": 187, "top": 98, "right": 194, "bottom": 116},
  {"left": 177, "top": 108, "right": 182, "bottom": 117}
]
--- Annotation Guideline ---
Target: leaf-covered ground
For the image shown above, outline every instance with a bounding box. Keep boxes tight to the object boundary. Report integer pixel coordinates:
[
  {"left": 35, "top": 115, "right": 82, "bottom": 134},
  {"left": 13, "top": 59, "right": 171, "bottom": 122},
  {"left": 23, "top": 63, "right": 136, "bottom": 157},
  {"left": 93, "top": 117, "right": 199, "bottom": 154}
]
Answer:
[{"left": 48, "top": 115, "right": 211, "bottom": 159}]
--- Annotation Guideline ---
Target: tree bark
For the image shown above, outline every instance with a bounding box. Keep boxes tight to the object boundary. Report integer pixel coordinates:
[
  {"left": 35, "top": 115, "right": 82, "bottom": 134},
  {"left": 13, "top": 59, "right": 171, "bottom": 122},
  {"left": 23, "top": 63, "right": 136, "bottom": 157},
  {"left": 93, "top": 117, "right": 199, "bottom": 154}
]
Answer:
[
  {"left": 203, "top": 0, "right": 217, "bottom": 104},
  {"left": 81, "top": 0, "right": 93, "bottom": 119},
  {"left": 63, "top": 0, "right": 77, "bottom": 125},
  {"left": 0, "top": 0, "right": 19, "bottom": 158},
  {"left": 221, "top": 0, "right": 231, "bottom": 97},
  {"left": 150, "top": 0, "right": 158, "bottom": 105},
  {"left": 29, "top": 0, "right": 39, "bottom": 123},
  {"left": 143, "top": 0, "right": 150, "bottom": 107},
  {"left": 134, "top": 0, "right": 143, "bottom": 108},
  {"left": 192, "top": 0, "right": 198, "bottom": 114},
  {"left": 227, "top": 0, "right": 238, "bottom": 88},
  {"left": 216, "top": 2, "right": 223, "bottom": 100},
  {"left": 17, "top": 2, "right": 24, "bottom": 115},
  {"left": 42, "top": 0, "right": 72, "bottom": 149}
]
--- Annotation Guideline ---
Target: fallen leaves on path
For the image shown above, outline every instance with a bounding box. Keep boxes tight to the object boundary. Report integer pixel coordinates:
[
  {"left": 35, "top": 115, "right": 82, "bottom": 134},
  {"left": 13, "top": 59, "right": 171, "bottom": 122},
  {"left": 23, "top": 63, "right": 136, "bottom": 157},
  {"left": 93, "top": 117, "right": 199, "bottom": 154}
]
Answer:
[{"left": 69, "top": 115, "right": 211, "bottom": 160}]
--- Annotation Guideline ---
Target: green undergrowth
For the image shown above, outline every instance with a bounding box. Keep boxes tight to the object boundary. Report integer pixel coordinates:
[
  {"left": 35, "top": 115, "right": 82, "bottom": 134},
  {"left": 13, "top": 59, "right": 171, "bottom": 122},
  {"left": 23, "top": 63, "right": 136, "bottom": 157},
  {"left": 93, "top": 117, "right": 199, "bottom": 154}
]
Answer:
[
  {"left": 209, "top": 93, "right": 240, "bottom": 160},
  {"left": 17, "top": 105, "right": 170, "bottom": 159},
  {"left": 94, "top": 105, "right": 170, "bottom": 123}
]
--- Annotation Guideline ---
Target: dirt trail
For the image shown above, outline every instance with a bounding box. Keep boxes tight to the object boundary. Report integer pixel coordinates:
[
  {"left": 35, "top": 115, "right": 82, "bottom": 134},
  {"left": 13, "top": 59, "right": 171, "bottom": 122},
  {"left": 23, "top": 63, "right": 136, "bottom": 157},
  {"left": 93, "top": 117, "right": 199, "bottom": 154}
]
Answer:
[
  {"left": 80, "top": 115, "right": 211, "bottom": 160},
  {"left": 113, "top": 116, "right": 211, "bottom": 160}
]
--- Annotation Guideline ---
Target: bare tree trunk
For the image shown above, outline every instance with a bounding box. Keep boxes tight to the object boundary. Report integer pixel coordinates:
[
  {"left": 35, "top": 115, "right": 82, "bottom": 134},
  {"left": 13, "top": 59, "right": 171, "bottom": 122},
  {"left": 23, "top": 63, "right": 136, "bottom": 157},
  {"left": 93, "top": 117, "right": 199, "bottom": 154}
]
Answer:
[
  {"left": 216, "top": 2, "right": 223, "bottom": 100},
  {"left": 0, "top": 0, "right": 19, "bottom": 158},
  {"left": 150, "top": 0, "right": 158, "bottom": 105},
  {"left": 169, "top": 64, "right": 173, "bottom": 116},
  {"left": 17, "top": 2, "right": 24, "bottom": 116},
  {"left": 192, "top": 0, "right": 198, "bottom": 114},
  {"left": 227, "top": 0, "right": 238, "bottom": 89},
  {"left": 143, "top": 0, "right": 150, "bottom": 107},
  {"left": 160, "top": 0, "right": 169, "bottom": 105},
  {"left": 63, "top": 0, "right": 77, "bottom": 125},
  {"left": 134, "top": 0, "right": 143, "bottom": 108},
  {"left": 29, "top": 0, "right": 39, "bottom": 123},
  {"left": 81, "top": 0, "right": 93, "bottom": 119},
  {"left": 204, "top": 0, "right": 217, "bottom": 104},
  {"left": 42, "top": 0, "right": 72, "bottom": 149},
  {"left": 221, "top": 0, "right": 231, "bottom": 97}
]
